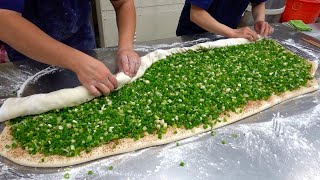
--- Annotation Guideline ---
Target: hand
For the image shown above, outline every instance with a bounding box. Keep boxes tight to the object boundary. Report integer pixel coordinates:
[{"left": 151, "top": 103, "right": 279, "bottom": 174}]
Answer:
[
  {"left": 254, "top": 21, "right": 274, "bottom": 37},
  {"left": 117, "top": 49, "right": 141, "bottom": 77},
  {"left": 74, "top": 55, "right": 118, "bottom": 96},
  {"left": 229, "top": 27, "right": 259, "bottom": 41}
]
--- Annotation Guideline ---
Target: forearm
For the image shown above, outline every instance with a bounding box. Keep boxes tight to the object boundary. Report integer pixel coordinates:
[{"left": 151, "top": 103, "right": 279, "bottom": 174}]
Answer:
[
  {"left": 0, "top": 9, "right": 87, "bottom": 71},
  {"left": 252, "top": 2, "right": 265, "bottom": 23},
  {"left": 190, "top": 5, "right": 234, "bottom": 37},
  {"left": 112, "top": 0, "right": 136, "bottom": 51}
]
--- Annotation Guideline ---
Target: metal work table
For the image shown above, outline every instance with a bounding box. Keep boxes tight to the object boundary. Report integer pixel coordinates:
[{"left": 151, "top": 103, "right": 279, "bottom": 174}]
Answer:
[{"left": 0, "top": 23, "right": 320, "bottom": 179}]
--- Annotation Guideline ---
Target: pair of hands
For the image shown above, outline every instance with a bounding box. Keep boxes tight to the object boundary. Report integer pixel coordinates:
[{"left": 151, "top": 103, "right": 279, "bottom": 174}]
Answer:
[
  {"left": 230, "top": 21, "right": 274, "bottom": 41},
  {"left": 75, "top": 49, "right": 141, "bottom": 96}
]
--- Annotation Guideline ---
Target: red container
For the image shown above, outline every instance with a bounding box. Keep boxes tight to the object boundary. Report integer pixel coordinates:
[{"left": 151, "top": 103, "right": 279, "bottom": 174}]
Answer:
[{"left": 280, "top": 0, "right": 320, "bottom": 23}]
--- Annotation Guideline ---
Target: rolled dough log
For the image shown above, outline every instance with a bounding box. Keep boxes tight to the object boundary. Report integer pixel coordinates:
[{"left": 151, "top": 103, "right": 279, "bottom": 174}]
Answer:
[{"left": 0, "top": 38, "right": 250, "bottom": 122}]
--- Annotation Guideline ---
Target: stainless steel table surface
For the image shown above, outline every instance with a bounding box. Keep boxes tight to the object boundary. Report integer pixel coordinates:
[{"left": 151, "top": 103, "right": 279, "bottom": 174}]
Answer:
[
  {"left": 0, "top": 23, "right": 320, "bottom": 180},
  {"left": 303, "top": 23, "right": 320, "bottom": 40}
]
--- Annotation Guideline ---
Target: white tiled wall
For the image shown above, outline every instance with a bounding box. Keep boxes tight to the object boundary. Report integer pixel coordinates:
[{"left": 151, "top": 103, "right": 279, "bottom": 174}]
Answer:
[{"left": 96, "top": 0, "right": 185, "bottom": 47}]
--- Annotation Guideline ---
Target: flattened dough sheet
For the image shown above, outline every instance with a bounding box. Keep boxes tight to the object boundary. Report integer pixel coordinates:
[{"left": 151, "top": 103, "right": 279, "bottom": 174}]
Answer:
[{"left": 0, "top": 38, "right": 318, "bottom": 167}]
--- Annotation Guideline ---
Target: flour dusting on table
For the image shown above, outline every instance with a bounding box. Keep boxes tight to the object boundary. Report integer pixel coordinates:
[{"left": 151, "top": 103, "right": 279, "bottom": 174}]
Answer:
[
  {"left": 17, "top": 66, "right": 58, "bottom": 97},
  {"left": 282, "top": 38, "right": 320, "bottom": 62},
  {"left": 0, "top": 69, "right": 31, "bottom": 98}
]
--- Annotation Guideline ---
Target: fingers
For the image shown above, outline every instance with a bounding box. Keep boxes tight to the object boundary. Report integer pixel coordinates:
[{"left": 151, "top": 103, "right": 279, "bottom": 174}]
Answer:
[
  {"left": 267, "top": 26, "right": 274, "bottom": 36},
  {"left": 247, "top": 28, "right": 259, "bottom": 41},
  {"left": 244, "top": 35, "right": 254, "bottom": 41},
  {"left": 118, "top": 51, "right": 141, "bottom": 77},
  {"left": 86, "top": 74, "right": 118, "bottom": 96},
  {"left": 243, "top": 27, "right": 258, "bottom": 41},
  {"left": 134, "top": 58, "right": 141, "bottom": 74},
  {"left": 119, "top": 55, "right": 130, "bottom": 75},
  {"left": 102, "top": 77, "right": 114, "bottom": 91},
  {"left": 85, "top": 84, "right": 101, "bottom": 97},
  {"left": 265, "top": 25, "right": 270, "bottom": 37},
  {"left": 262, "top": 24, "right": 274, "bottom": 36},
  {"left": 129, "top": 59, "right": 135, "bottom": 76},
  {"left": 261, "top": 23, "right": 273, "bottom": 37},
  {"left": 129, "top": 57, "right": 141, "bottom": 77},
  {"left": 108, "top": 75, "right": 118, "bottom": 89},
  {"left": 93, "top": 82, "right": 111, "bottom": 96},
  {"left": 97, "top": 73, "right": 119, "bottom": 95},
  {"left": 254, "top": 23, "right": 260, "bottom": 33},
  {"left": 270, "top": 27, "right": 274, "bottom": 34},
  {"left": 255, "top": 22, "right": 274, "bottom": 36},
  {"left": 76, "top": 58, "right": 119, "bottom": 97},
  {"left": 85, "top": 73, "right": 118, "bottom": 96},
  {"left": 259, "top": 23, "right": 266, "bottom": 36}
]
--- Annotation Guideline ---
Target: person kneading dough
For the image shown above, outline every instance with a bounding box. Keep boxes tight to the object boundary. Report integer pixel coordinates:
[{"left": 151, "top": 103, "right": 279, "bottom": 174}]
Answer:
[
  {"left": 176, "top": 0, "right": 274, "bottom": 41},
  {"left": 0, "top": 0, "right": 140, "bottom": 96}
]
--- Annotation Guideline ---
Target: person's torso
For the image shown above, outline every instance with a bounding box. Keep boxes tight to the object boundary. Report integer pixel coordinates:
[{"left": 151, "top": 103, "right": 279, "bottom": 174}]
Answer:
[
  {"left": 5, "top": 0, "right": 95, "bottom": 61},
  {"left": 176, "top": 0, "right": 251, "bottom": 36}
]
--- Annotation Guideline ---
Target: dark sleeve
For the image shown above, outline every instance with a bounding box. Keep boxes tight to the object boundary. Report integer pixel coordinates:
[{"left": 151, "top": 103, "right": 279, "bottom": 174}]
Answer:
[
  {"left": 0, "top": 0, "right": 25, "bottom": 13},
  {"left": 186, "top": 0, "right": 215, "bottom": 11}
]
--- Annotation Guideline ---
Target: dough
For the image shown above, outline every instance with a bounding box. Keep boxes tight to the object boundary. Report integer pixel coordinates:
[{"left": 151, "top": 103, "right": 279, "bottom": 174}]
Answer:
[
  {"left": 0, "top": 38, "right": 250, "bottom": 122},
  {"left": 0, "top": 38, "right": 318, "bottom": 167},
  {"left": 0, "top": 79, "right": 318, "bottom": 167}
]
